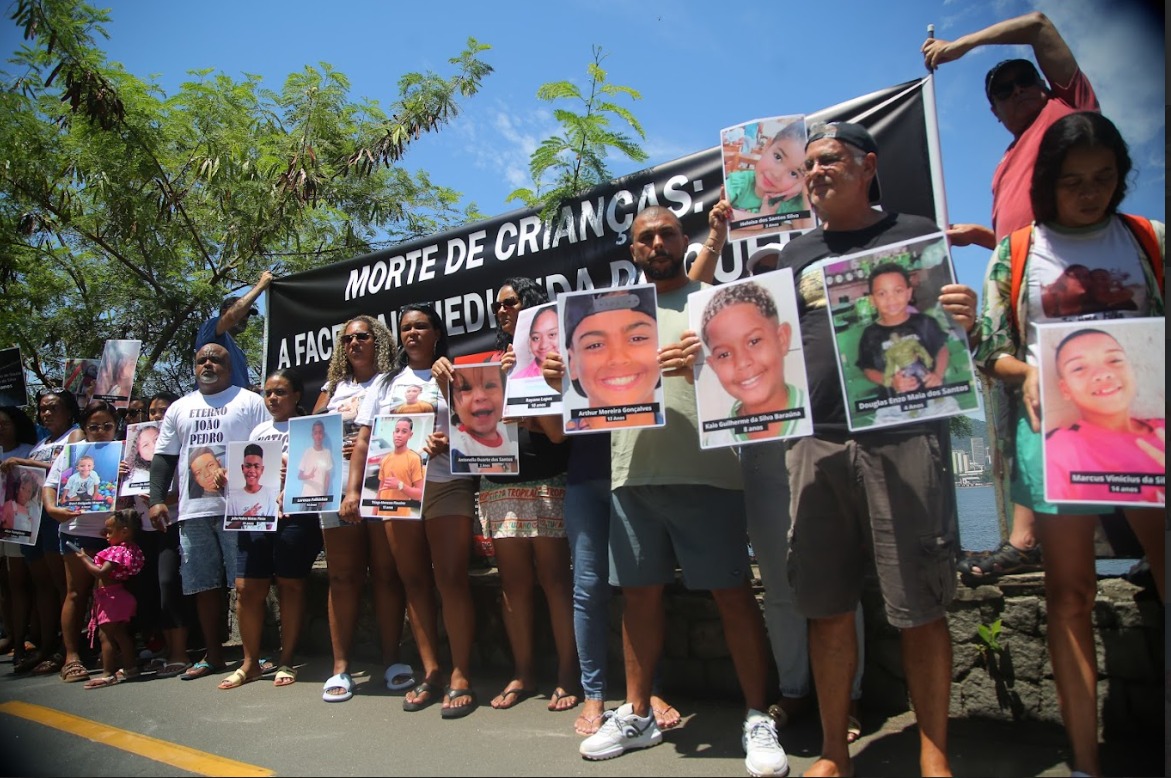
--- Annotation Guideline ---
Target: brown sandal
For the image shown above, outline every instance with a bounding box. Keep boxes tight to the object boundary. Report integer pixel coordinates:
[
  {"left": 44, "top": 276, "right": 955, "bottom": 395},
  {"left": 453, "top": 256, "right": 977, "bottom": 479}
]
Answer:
[{"left": 59, "top": 659, "right": 89, "bottom": 683}]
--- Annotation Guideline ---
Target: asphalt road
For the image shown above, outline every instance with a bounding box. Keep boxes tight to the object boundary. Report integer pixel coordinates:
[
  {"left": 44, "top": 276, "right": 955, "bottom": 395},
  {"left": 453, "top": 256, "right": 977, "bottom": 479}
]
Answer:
[{"left": 0, "top": 650, "right": 1163, "bottom": 777}]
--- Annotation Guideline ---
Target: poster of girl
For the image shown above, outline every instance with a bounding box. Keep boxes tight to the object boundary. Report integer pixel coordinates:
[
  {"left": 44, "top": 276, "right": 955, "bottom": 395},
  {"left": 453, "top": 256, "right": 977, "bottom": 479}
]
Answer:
[
  {"left": 502, "top": 303, "right": 563, "bottom": 416},
  {"left": 0, "top": 465, "right": 44, "bottom": 544},
  {"left": 91, "top": 340, "right": 142, "bottom": 410},
  {"left": 720, "top": 115, "right": 815, "bottom": 241},
  {"left": 118, "top": 421, "right": 159, "bottom": 497},
  {"left": 448, "top": 363, "right": 519, "bottom": 474}
]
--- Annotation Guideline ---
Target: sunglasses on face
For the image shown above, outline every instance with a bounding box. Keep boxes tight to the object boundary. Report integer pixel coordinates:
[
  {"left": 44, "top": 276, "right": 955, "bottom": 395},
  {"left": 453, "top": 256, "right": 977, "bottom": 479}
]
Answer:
[
  {"left": 990, "top": 72, "right": 1041, "bottom": 101},
  {"left": 491, "top": 297, "right": 521, "bottom": 314},
  {"left": 85, "top": 422, "right": 116, "bottom": 433},
  {"left": 341, "top": 332, "right": 373, "bottom": 345}
]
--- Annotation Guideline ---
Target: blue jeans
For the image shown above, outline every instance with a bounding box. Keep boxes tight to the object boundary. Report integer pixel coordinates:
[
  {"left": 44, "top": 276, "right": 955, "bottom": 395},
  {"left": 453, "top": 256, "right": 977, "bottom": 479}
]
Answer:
[
  {"left": 564, "top": 478, "right": 610, "bottom": 701},
  {"left": 741, "top": 441, "right": 863, "bottom": 701}
]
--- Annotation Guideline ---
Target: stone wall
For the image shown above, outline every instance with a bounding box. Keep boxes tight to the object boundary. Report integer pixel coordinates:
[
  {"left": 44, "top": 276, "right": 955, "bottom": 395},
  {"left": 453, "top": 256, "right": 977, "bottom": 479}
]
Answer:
[{"left": 251, "top": 562, "right": 1163, "bottom": 736}]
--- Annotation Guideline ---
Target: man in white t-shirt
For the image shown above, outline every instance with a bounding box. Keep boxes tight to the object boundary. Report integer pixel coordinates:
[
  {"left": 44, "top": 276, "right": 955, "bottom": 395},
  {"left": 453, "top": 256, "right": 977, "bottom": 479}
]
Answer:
[{"left": 149, "top": 343, "right": 269, "bottom": 679}]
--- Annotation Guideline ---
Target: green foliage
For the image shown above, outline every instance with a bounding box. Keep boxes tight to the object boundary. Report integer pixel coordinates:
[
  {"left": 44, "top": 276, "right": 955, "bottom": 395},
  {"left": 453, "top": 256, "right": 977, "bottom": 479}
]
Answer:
[
  {"left": 949, "top": 414, "right": 974, "bottom": 438},
  {"left": 977, "top": 618, "right": 1003, "bottom": 654},
  {"left": 0, "top": 0, "right": 491, "bottom": 392},
  {"left": 507, "top": 46, "right": 647, "bottom": 221}
]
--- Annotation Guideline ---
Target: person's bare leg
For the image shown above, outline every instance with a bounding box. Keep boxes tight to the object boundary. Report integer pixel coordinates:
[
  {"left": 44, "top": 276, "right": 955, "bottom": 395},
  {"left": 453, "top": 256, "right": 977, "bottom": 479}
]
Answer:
[
  {"left": 59, "top": 553, "right": 93, "bottom": 668},
  {"left": 533, "top": 537, "right": 579, "bottom": 708},
  {"left": 427, "top": 514, "right": 476, "bottom": 710},
  {"left": 7, "top": 557, "right": 33, "bottom": 661},
  {"left": 710, "top": 581, "right": 770, "bottom": 713},
  {"left": 806, "top": 611, "right": 856, "bottom": 777},
  {"left": 621, "top": 585, "right": 664, "bottom": 718},
  {"left": 386, "top": 520, "right": 442, "bottom": 705},
  {"left": 1036, "top": 513, "right": 1100, "bottom": 777},
  {"left": 233, "top": 577, "right": 266, "bottom": 678},
  {"left": 275, "top": 577, "right": 307, "bottom": 668},
  {"left": 194, "top": 588, "right": 226, "bottom": 667},
  {"left": 1124, "top": 508, "right": 1165, "bottom": 602},
  {"left": 366, "top": 521, "right": 406, "bottom": 666},
  {"left": 900, "top": 617, "right": 952, "bottom": 776},
  {"left": 492, "top": 537, "right": 537, "bottom": 707},
  {"left": 322, "top": 524, "right": 366, "bottom": 679}
]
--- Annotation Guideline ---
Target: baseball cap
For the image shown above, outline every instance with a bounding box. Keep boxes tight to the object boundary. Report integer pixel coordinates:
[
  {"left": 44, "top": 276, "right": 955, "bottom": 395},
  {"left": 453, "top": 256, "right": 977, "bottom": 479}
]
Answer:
[
  {"left": 220, "top": 295, "right": 259, "bottom": 316},
  {"left": 805, "top": 121, "right": 881, "bottom": 204},
  {"left": 984, "top": 59, "right": 1044, "bottom": 103},
  {"left": 746, "top": 245, "right": 782, "bottom": 277},
  {"left": 563, "top": 289, "right": 657, "bottom": 346}
]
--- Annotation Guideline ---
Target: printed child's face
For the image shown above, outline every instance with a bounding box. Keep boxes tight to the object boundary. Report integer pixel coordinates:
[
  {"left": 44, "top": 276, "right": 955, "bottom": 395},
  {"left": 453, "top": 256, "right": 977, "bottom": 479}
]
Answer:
[
  {"left": 76, "top": 458, "right": 94, "bottom": 478},
  {"left": 1054, "top": 145, "right": 1118, "bottom": 229},
  {"left": 312, "top": 423, "right": 325, "bottom": 447},
  {"left": 1057, "top": 332, "right": 1135, "bottom": 419},
  {"left": 136, "top": 427, "right": 159, "bottom": 460},
  {"left": 452, "top": 367, "right": 504, "bottom": 436},
  {"left": 528, "top": 308, "right": 560, "bottom": 367},
  {"left": 870, "top": 271, "right": 914, "bottom": 326},
  {"left": 755, "top": 134, "right": 806, "bottom": 201},
  {"left": 191, "top": 452, "right": 222, "bottom": 492},
  {"left": 241, "top": 455, "right": 264, "bottom": 488},
  {"left": 568, "top": 309, "right": 659, "bottom": 408},
  {"left": 404, "top": 385, "right": 421, "bottom": 403},
  {"left": 704, "top": 303, "right": 792, "bottom": 414},
  {"left": 17, "top": 477, "right": 34, "bottom": 504},
  {"left": 392, "top": 420, "right": 412, "bottom": 450}
]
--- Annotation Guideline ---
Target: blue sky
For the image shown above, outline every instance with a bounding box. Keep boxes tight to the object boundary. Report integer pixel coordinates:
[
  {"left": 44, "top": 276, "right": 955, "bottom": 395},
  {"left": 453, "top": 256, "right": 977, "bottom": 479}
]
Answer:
[{"left": 2, "top": 0, "right": 1164, "bottom": 300}]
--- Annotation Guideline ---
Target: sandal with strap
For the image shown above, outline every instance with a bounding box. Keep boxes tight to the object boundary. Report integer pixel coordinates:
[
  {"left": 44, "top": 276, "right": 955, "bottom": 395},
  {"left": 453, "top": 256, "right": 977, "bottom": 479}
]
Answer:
[
  {"left": 958, "top": 541, "right": 1042, "bottom": 581},
  {"left": 59, "top": 659, "right": 89, "bottom": 683}
]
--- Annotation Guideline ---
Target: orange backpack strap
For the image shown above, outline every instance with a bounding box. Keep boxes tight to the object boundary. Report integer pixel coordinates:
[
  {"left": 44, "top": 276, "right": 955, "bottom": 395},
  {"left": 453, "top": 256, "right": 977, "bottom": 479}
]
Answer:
[
  {"left": 1007, "top": 224, "right": 1034, "bottom": 334},
  {"left": 1117, "top": 213, "right": 1164, "bottom": 291}
]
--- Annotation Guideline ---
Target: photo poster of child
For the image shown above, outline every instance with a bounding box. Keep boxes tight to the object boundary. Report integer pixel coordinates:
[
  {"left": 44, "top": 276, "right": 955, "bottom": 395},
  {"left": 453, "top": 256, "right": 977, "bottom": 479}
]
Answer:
[
  {"left": 689, "top": 269, "right": 814, "bottom": 450},
  {"left": 503, "top": 302, "right": 563, "bottom": 417},
  {"left": 62, "top": 357, "right": 100, "bottom": 407},
  {"left": 721, "top": 115, "right": 816, "bottom": 242},
  {"left": 0, "top": 346, "right": 27, "bottom": 408},
  {"left": 1037, "top": 318, "right": 1166, "bottom": 507},
  {"left": 557, "top": 285, "right": 666, "bottom": 435},
  {"left": 361, "top": 413, "right": 434, "bottom": 520},
  {"left": 448, "top": 363, "right": 520, "bottom": 474},
  {"left": 0, "top": 465, "right": 45, "bottom": 545},
  {"left": 224, "top": 439, "right": 283, "bottom": 532},
  {"left": 91, "top": 339, "right": 142, "bottom": 409},
  {"left": 119, "top": 421, "right": 160, "bottom": 498},
  {"left": 821, "top": 232, "right": 979, "bottom": 432},
  {"left": 284, "top": 413, "right": 343, "bottom": 515},
  {"left": 56, "top": 441, "right": 122, "bottom": 514}
]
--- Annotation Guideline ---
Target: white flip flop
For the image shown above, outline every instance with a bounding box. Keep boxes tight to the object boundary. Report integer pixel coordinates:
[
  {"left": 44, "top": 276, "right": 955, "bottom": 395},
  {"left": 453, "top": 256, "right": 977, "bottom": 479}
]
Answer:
[
  {"left": 384, "top": 662, "right": 415, "bottom": 691},
  {"left": 322, "top": 672, "right": 354, "bottom": 702}
]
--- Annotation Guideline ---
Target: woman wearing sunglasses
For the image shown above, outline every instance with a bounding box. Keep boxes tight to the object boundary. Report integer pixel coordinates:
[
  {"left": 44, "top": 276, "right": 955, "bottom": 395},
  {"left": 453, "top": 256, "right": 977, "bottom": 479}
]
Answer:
[
  {"left": 42, "top": 399, "right": 126, "bottom": 683},
  {"left": 312, "top": 315, "right": 410, "bottom": 703}
]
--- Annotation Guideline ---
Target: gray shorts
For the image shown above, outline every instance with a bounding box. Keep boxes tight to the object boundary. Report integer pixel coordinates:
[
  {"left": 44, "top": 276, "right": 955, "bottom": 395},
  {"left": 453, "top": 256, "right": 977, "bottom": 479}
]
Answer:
[
  {"left": 609, "top": 485, "right": 750, "bottom": 591},
  {"left": 178, "top": 515, "right": 238, "bottom": 595},
  {"left": 785, "top": 431, "right": 957, "bottom": 629}
]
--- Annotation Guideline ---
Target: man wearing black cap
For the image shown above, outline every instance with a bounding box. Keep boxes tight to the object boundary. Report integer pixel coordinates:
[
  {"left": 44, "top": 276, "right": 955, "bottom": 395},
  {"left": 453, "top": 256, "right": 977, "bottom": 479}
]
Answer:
[
  {"left": 194, "top": 270, "right": 274, "bottom": 389},
  {"left": 777, "top": 122, "right": 978, "bottom": 778},
  {"left": 922, "top": 11, "right": 1098, "bottom": 248}
]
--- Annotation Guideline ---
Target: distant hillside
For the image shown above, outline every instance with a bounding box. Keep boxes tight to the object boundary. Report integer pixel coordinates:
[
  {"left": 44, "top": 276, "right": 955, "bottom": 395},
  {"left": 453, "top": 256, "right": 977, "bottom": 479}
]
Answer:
[{"left": 950, "top": 416, "right": 989, "bottom": 450}]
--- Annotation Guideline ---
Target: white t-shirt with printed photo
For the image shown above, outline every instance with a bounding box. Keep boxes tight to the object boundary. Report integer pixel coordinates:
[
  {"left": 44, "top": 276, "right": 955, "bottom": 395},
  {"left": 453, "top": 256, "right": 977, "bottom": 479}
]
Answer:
[
  {"left": 357, "top": 367, "right": 459, "bottom": 484},
  {"left": 154, "top": 386, "right": 270, "bottom": 522}
]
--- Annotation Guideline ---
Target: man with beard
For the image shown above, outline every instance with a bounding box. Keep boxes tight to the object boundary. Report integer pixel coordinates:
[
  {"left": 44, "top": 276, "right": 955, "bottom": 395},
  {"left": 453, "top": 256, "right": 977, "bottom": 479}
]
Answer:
[
  {"left": 777, "top": 123, "right": 977, "bottom": 778},
  {"left": 568, "top": 203, "right": 787, "bottom": 777},
  {"left": 149, "top": 343, "right": 269, "bottom": 680}
]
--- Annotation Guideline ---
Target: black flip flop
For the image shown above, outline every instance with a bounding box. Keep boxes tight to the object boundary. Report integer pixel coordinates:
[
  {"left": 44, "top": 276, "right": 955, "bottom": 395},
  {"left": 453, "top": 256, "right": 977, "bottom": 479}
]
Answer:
[
  {"left": 441, "top": 687, "right": 477, "bottom": 719},
  {"left": 492, "top": 685, "right": 536, "bottom": 709},
  {"left": 402, "top": 680, "right": 439, "bottom": 712}
]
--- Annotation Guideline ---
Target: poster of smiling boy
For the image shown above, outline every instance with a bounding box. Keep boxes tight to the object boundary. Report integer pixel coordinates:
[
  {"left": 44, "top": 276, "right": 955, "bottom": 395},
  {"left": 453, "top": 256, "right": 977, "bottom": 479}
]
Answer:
[
  {"left": 503, "top": 303, "right": 563, "bottom": 417},
  {"left": 360, "top": 413, "right": 434, "bottom": 519},
  {"left": 1, "top": 465, "right": 45, "bottom": 545},
  {"left": 56, "top": 441, "right": 122, "bottom": 514},
  {"left": 224, "top": 439, "right": 283, "bottom": 531},
  {"left": 558, "top": 286, "right": 665, "bottom": 434},
  {"left": 721, "top": 115, "right": 816, "bottom": 242},
  {"left": 1037, "top": 318, "right": 1165, "bottom": 507},
  {"left": 822, "top": 232, "right": 979, "bottom": 432},
  {"left": 689, "top": 270, "right": 813, "bottom": 449},
  {"left": 284, "top": 413, "right": 343, "bottom": 514},
  {"left": 448, "top": 363, "right": 519, "bottom": 474},
  {"left": 91, "top": 339, "right": 142, "bottom": 409}
]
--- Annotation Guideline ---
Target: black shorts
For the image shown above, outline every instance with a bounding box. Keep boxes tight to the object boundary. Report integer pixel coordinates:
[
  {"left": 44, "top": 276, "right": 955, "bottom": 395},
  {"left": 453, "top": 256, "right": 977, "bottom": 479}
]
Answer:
[{"left": 236, "top": 514, "right": 324, "bottom": 580}]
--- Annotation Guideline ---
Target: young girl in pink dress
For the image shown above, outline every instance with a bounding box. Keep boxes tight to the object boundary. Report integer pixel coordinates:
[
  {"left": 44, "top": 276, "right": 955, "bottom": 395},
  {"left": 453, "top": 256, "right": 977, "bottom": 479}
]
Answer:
[{"left": 72, "top": 508, "right": 145, "bottom": 689}]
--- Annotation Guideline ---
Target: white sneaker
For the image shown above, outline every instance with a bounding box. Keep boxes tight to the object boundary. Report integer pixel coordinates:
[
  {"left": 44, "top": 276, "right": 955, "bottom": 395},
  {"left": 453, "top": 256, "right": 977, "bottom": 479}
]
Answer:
[
  {"left": 579, "top": 703, "right": 662, "bottom": 760},
  {"left": 743, "top": 709, "right": 790, "bottom": 777}
]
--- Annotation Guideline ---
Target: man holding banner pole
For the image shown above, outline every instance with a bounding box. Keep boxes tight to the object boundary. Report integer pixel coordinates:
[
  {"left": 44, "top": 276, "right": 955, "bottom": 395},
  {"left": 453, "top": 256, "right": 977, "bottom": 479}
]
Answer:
[{"left": 777, "top": 122, "right": 977, "bottom": 778}]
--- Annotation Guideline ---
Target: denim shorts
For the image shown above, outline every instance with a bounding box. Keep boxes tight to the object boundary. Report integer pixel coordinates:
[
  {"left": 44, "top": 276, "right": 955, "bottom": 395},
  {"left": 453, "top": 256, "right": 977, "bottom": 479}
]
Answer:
[
  {"left": 58, "top": 531, "right": 106, "bottom": 555},
  {"left": 178, "top": 515, "right": 237, "bottom": 595},
  {"left": 237, "top": 514, "right": 324, "bottom": 580}
]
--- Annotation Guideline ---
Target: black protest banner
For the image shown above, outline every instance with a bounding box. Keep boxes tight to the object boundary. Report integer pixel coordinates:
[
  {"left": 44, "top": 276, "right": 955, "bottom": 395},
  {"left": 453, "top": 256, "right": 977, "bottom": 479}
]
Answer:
[
  {"left": 0, "top": 347, "right": 27, "bottom": 407},
  {"left": 267, "top": 79, "right": 939, "bottom": 400}
]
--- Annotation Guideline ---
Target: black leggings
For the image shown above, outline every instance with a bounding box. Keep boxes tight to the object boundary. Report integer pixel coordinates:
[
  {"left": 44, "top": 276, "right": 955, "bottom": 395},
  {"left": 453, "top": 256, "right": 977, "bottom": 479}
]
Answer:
[{"left": 134, "top": 524, "right": 191, "bottom": 632}]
